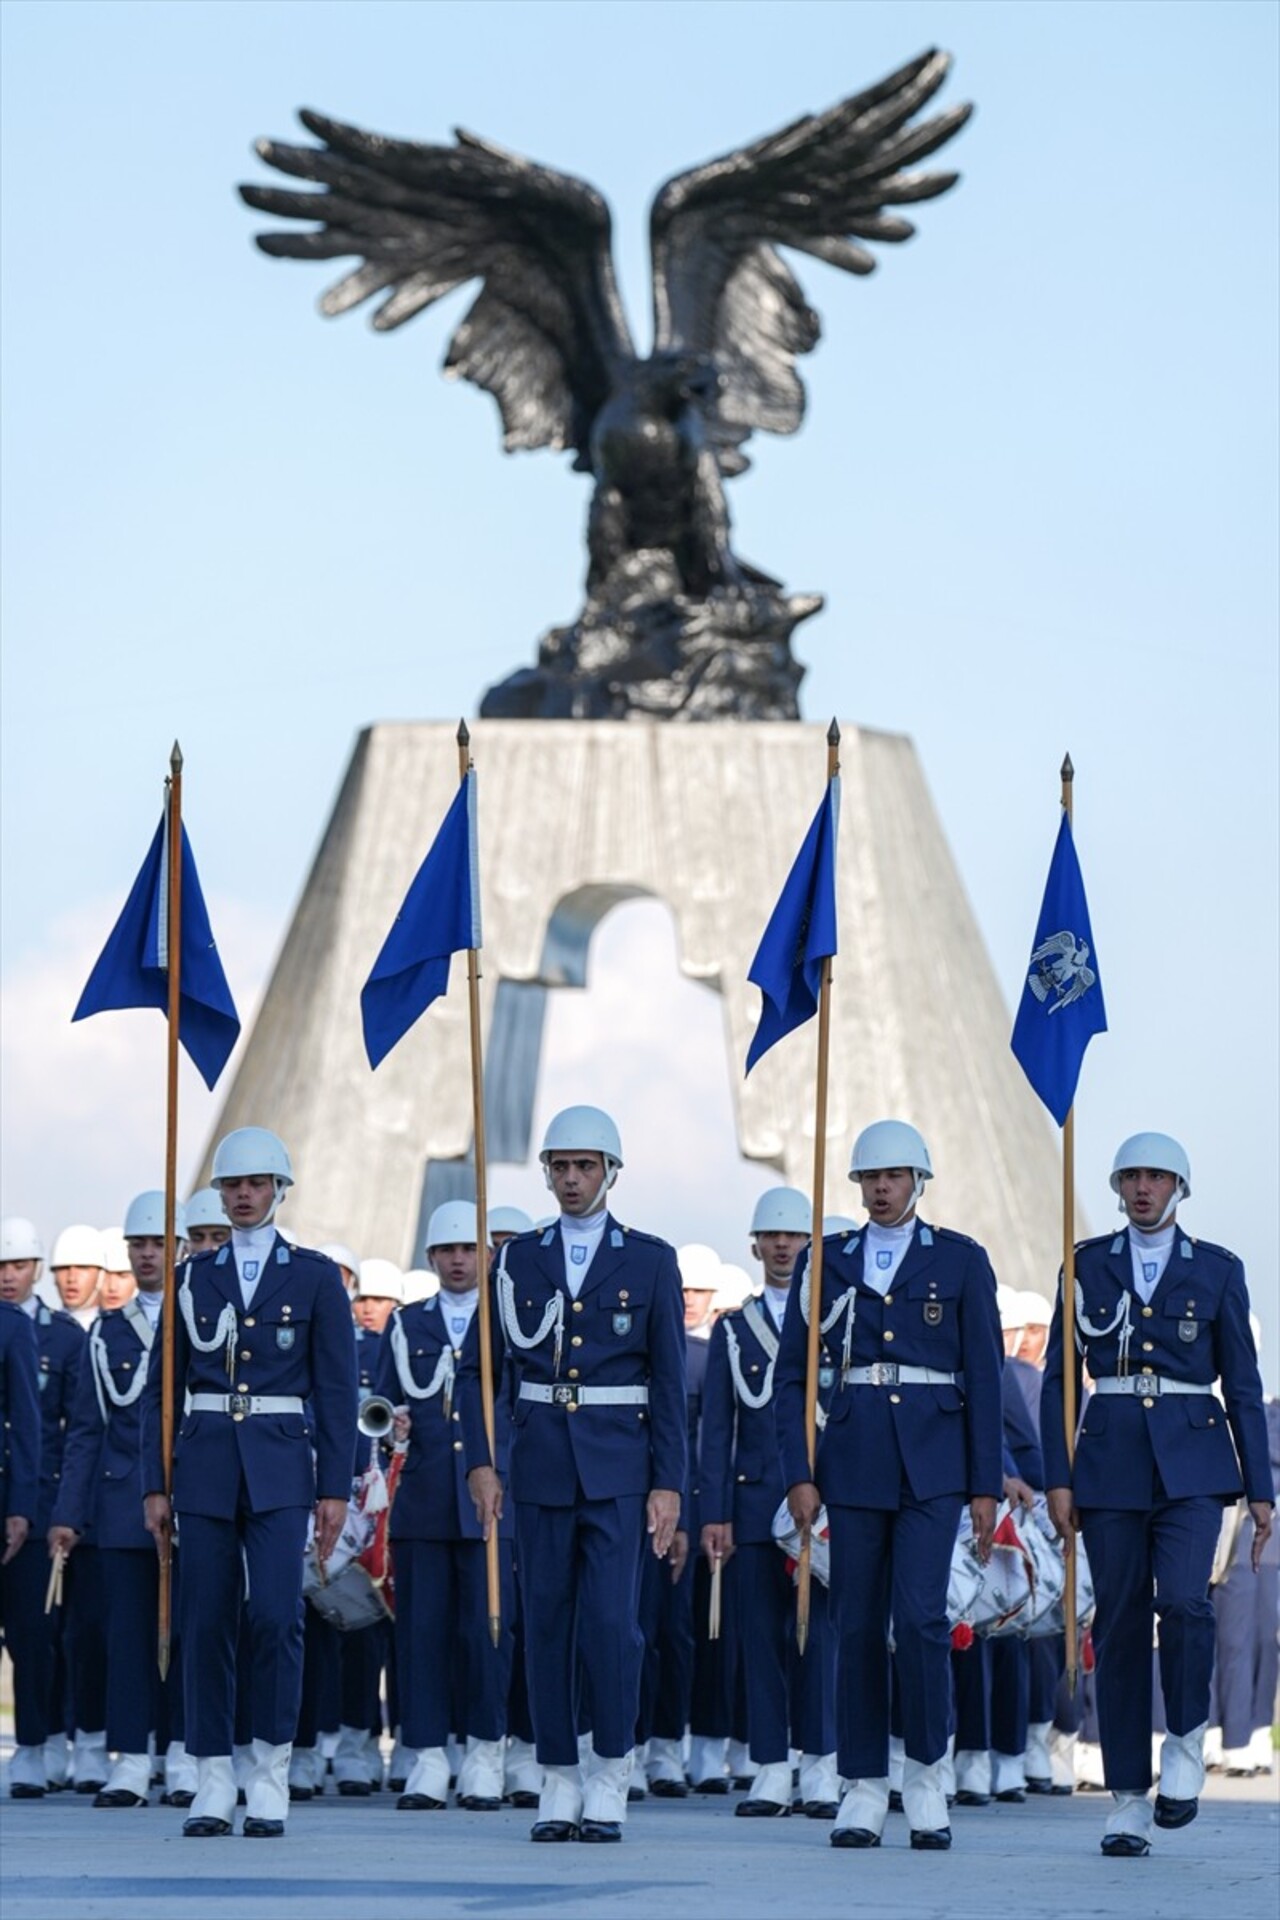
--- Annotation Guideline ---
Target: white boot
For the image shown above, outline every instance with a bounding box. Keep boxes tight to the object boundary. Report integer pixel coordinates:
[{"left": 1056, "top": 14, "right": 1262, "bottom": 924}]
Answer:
[
  {"left": 457, "top": 1735, "right": 504, "bottom": 1807},
  {"left": 98, "top": 1751, "right": 151, "bottom": 1805},
  {"left": 888, "top": 1734, "right": 906, "bottom": 1796},
  {"left": 1048, "top": 1725, "right": 1077, "bottom": 1792},
  {"left": 1246, "top": 1727, "right": 1275, "bottom": 1774},
  {"left": 1025, "top": 1721, "right": 1054, "bottom": 1789},
  {"left": 1075, "top": 1737, "right": 1106, "bottom": 1789},
  {"left": 400, "top": 1746, "right": 449, "bottom": 1807},
  {"left": 1158, "top": 1722, "right": 1206, "bottom": 1814},
  {"left": 72, "top": 1728, "right": 108, "bottom": 1790},
  {"left": 188, "top": 1755, "right": 237, "bottom": 1828},
  {"left": 537, "top": 1762, "right": 584, "bottom": 1827},
  {"left": 739, "top": 1758, "right": 791, "bottom": 1813},
  {"left": 991, "top": 1748, "right": 1027, "bottom": 1797},
  {"left": 645, "top": 1736, "right": 685, "bottom": 1787},
  {"left": 1104, "top": 1790, "right": 1153, "bottom": 1854},
  {"left": 387, "top": 1730, "right": 413, "bottom": 1791},
  {"left": 333, "top": 1723, "right": 375, "bottom": 1794},
  {"left": 902, "top": 1756, "right": 949, "bottom": 1837},
  {"left": 232, "top": 1742, "right": 254, "bottom": 1798},
  {"left": 165, "top": 1741, "right": 198, "bottom": 1802},
  {"left": 583, "top": 1750, "right": 633, "bottom": 1825},
  {"left": 953, "top": 1747, "right": 992, "bottom": 1799},
  {"left": 688, "top": 1734, "right": 728, "bottom": 1789},
  {"left": 727, "top": 1738, "right": 752, "bottom": 1784},
  {"left": 245, "top": 1740, "right": 291, "bottom": 1826},
  {"left": 43, "top": 1732, "right": 70, "bottom": 1791},
  {"left": 504, "top": 1736, "right": 541, "bottom": 1802},
  {"left": 833, "top": 1776, "right": 890, "bottom": 1842},
  {"left": 937, "top": 1734, "right": 956, "bottom": 1801},
  {"left": 9, "top": 1746, "right": 48, "bottom": 1797},
  {"left": 798, "top": 1751, "right": 839, "bottom": 1810},
  {"left": 288, "top": 1745, "right": 318, "bottom": 1799}
]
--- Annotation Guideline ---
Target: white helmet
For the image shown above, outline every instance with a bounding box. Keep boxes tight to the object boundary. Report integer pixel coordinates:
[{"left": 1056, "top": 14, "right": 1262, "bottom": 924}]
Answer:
[
  {"left": 356, "top": 1258, "right": 404, "bottom": 1303},
  {"left": 99, "top": 1228, "right": 132, "bottom": 1275},
  {"left": 823, "top": 1214, "right": 858, "bottom": 1237},
  {"left": 677, "top": 1243, "right": 723, "bottom": 1292},
  {"left": 123, "top": 1191, "right": 188, "bottom": 1241},
  {"left": 212, "top": 1127, "right": 294, "bottom": 1187},
  {"left": 750, "top": 1187, "right": 812, "bottom": 1236},
  {"left": 1016, "top": 1290, "right": 1052, "bottom": 1329},
  {"left": 319, "top": 1242, "right": 361, "bottom": 1277},
  {"left": 538, "top": 1106, "right": 623, "bottom": 1191},
  {"left": 849, "top": 1120, "right": 933, "bottom": 1180},
  {"left": 50, "top": 1223, "right": 104, "bottom": 1269},
  {"left": 487, "top": 1205, "right": 533, "bottom": 1238},
  {"left": 714, "top": 1263, "right": 754, "bottom": 1312},
  {"left": 425, "top": 1201, "right": 478, "bottom": 1251},
  {"left": 0, "top": 1217, "right": 43, "bottom": 1263},
  {"left": 1109, "top": 1133, "right": 1191, "bottom": 1200},
  {"left": 401, "top": 1268, "right": 439, "bottom": 1304},
  {"left": 996, "top": 1283, "right": 1026, "bottom": 1331},
  {"left": 185, "top": 1187, "right": 229, "bottom": 1230}
]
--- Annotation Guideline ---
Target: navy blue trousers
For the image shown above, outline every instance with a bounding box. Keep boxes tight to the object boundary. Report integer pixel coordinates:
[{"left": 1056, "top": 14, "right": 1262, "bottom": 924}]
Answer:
[
  {"left": 1080, "top": 1494, "right": 1222, "bottom": 1791},
  {"left": 636, "top": 1540, "right": 694, "bottom": 1744},
  {"left": 828, "top": 1493, "right": 961, "bottom": 1778},
  {"left": 178, "top": 1501, "right": 309, "bottom": 1754},
  {"left": 0, "top": 1537, "right": 59, "bottom": 1746},
  {"left": 515, "top": 1495, "right": 645, "bottom": 1765},
  {"left": 61, "top": 1544, "right": 106, "bottom": 1737},
  {"left": 731, "top": 1541, "right": 834, "bottom": 1763},
  {"left": 394, "top": 1537, "right": 514, "bottom": 1748}
]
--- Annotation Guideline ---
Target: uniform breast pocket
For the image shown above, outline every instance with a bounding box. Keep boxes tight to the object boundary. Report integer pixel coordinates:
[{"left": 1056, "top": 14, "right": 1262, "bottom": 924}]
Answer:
[
  {"left": 598, "top": 1300, "right": 647, "bottom": 1339},
  {"left": 1163, "top": 1301, "right": 1214, "bottom": 1349},
  {"left": 262, "top": 1314, "right": 310, "bottom": 1353},
  {"left": 906, "top": 1277, "right": 960, "bottom": 1332}
]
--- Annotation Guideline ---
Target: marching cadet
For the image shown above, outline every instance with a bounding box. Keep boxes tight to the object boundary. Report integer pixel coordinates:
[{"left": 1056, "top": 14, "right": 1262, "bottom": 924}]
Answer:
[
  {"left": 142, "top": 1127, "right": 357, "bottom": 1839},
  {"left": 185, "top": 1190, "right": 232, "bottom": 1256},
  {"left": 1, "top": 1281, "right": 42, "bottom": 1793},
  {"left": 1042, "top": 1133, "right": 1274, "bottom": 1857},
  {"left": 375, "top": 1200, "right": 514, "bottom": 1812},
  {"left": 777, "top": 1121, "right": 1003, "bottom": 1852},
  {"left": 97, "top": 1232, "right": 137, "bottom": 1311},
  {"left": 0, "top": 1219, "right": 86, "bottom": 1797},
  {"left": 48, "top": 1226, "right": 105, "bottom": 1330},
  {"left": 467, "top": 1106, "right": 687, "bottom": 1843},
  {"left": 49, "top": 1193, "right": 189, "bottom": 1807},
  {"left": 701, "top": 1191, "right": 838, "bottom": 1818},
  {"left": 488, "top": 1206, "right": 534, "bottom": 1250},
  {"left": 352, "top": 1260, "right": 403, "bottom": 1338}
]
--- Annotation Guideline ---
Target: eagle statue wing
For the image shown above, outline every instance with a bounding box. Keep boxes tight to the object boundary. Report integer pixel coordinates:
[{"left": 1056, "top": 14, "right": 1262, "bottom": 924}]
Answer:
[
  {"left": 240, "top": 112, "right": 635, "bottom": 468},
  {"left": 648, "top": 48, "right": 972, "bottom": 474}
]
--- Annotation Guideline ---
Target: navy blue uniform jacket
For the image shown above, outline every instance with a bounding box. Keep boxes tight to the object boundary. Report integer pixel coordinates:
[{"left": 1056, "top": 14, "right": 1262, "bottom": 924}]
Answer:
[
  {"left": 374, "top": 1297, "right": 513, "bottom": 1541},
  {"left": 0, "top": 1302, "right": 41, "bottom": 1522},
  {"left": 55, "top": 1306, "right": 155, "bottom": 1550}
]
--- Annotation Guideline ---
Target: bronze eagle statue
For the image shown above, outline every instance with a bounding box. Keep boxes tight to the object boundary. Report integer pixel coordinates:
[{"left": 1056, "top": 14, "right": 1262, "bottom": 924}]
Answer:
[{"left": 241, "top": 50, "right": 971, "bottom": 717}]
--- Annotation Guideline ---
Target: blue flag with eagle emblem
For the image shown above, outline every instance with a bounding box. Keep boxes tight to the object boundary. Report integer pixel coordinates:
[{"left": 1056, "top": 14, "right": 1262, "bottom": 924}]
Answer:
[{"left": 1011, "top": 809, "right": 1107, "bottom": 1125}]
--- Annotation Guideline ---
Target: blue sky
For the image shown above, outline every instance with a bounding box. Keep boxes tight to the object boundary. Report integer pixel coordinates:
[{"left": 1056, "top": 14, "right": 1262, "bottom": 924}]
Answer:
[{"left": 1, "top": 1, "right": 1276, "bottom": 1372}]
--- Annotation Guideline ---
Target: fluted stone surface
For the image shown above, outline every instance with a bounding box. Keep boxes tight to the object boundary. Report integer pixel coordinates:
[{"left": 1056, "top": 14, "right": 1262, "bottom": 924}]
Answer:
[{"left": 202, "top": 721, "right": 1072, "bottom": 1289}]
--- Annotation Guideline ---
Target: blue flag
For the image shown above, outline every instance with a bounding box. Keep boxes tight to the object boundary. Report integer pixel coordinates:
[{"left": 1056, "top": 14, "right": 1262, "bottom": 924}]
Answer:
[
  {"left": 361, "top": 770, "right": 481, "bottom": 1070},
  {"left": 73, "top": 814, "right": 241, "bottom": 1090},
  {"left": 1010, "top": 810, "right": 1107, "bottom": 1125},
  {"left": 746, "top": 779, "right": 839, "bottom": 1073}
]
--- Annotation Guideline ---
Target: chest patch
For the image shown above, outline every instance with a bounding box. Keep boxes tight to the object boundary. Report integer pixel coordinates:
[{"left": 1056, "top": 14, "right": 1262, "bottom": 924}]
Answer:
[
  {"left": 570, "top": 1243, "right": 588, "bottom": 1267},
  {"left": 612, "top": 1312, "right": 632, "bottom": 1336},
  {"left": 1178, "top": 1319, "right": 1199, "bottom": 1342},
  {"left": 923, "top": 1301, "right": 944, "bottom": 1326},
  {"left": 276, "top": 1326, "right": 296, "bottom": 1351}
]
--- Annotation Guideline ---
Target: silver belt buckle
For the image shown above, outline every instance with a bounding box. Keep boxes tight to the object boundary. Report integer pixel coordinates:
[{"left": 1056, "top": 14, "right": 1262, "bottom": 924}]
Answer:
[
  {"left": 869, "top": 1362, "right": 899, "bottom": 1387},
  {"left": 228, "top": 1391, "right": 250, "bottom": 1419},
  {"left": 551, "top": 1383, "right": 579, "bottom": 1408},
  {"left": 1133, "top": 1371, "right": 1160, "bottom": 1398}
]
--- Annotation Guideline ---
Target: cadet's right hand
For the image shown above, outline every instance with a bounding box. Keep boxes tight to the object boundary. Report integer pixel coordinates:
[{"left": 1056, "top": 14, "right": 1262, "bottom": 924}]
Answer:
[
  {"left": 2, "top": 1516, "right": 29, "bottom": 1564},
  {"left": 467, "top": 1466, "right": 504, "bottom": 1541},
  {"left": 1046, "top": 1485, "right": 1078, "bottom": 1552},
  {"left": 787, "top": 1481, "right": 821, "bottom": 1532},
  {"left": 392, "top": 1405, "right": 411, "bottom": 1445},
  {"left": 46, "top": 1525, "right": 79, "bottom": 1561},
  {"left": 700, "top": 1521, "right": 735, "bottom": 1569},
  {"left": 144, "top": 1493, "right": 173, "bottom": 1555}
]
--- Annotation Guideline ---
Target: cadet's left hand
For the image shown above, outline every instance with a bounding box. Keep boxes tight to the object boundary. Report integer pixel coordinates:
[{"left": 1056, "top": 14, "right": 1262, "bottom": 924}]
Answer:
[
  {"left": 970, "top": 1496, "right": 997, "bottom": 1563},
  {"left": 1249, "top": 1501, "right": 1274, "bottom": 1572},
  {"left": 1003, "top": 1475, "right": 1035, "bottom": 1512},
  {"left": 314, "top": 1497, "right": 347, "bottom": 1567},
  {"left": 2, "top": 1516, "right": 29, "bottom": 1564},
  {"left": 647, "top": 1488, "right": 680, "bottom": 1559},
  {"left": 668, "top": 1530, "right": 689, "bottom": 1583}
]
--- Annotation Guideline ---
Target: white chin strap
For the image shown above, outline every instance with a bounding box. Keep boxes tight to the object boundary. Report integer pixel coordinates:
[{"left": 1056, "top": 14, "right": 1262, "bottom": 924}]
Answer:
[
  {"left": 222, "top": 1178, "right": 288, "bottom": 1228},
  {"left": 1119, "top": 1179, "right": 1184, "bottom": 1233},
  {"left": 541, "top": 1158, "right": 617, "bottom": 1213},
  {"left": 879, "top": 1172, "right": 926, "bottom": 1230}
]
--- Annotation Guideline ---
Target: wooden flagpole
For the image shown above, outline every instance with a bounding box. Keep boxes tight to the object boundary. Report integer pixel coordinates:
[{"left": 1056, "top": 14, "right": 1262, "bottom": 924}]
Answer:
[
  {"left": 1060, "top": 753, "right": 1080, "bottom": 1691},
  {"left": 457, "top": 721, "right": 502, "bottom": 1648},
  {"left": 796, "top": 719, "right": 841, "bottom": 1654},
  {"left": 158, "top": 740, "right": 183, "bottom": 1680}
]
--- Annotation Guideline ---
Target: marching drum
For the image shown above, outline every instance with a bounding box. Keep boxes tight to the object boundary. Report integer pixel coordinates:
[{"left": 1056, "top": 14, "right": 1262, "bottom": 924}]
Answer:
[{"left": 302, "top": 1452, "right": 402, "bottom": 1632}]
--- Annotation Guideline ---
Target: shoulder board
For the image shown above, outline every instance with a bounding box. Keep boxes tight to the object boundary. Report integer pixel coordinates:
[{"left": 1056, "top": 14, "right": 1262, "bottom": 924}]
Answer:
[
  {"left": 931, "top": 1225, "right": 980, "bottom": 1249},
  {"left": 1183, "top": 1236, "right": 1238, "bottom": 1266},
  {"left": 716, "top": 1303, "right": 745, "bottom": 1319},
  {"left": 619, "top": 1225, "right": 666, "bottom": 1247},
  {"left": 1074, "top": 1232, "right": 1115, "bottom": 1252}
]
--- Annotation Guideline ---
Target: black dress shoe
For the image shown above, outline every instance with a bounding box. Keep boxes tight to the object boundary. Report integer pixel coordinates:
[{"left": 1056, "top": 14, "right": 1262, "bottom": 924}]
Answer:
[
  {"left": 10, "top": 1784, "right": 45, "bottom": 1800},
  {"left": 888, "top": 1789, "right": 904, "bottom": 1813},
  {"left": 236, "top": 1789, "right": 247, "bottom": 1806},
  {"left": 530, "top": 1820, "right": 579, "bottom": 1841},
  {"left": 387, "top": 1778, "right": 406, "bottom": 1794},
  {"left": 831, "top": 1827, "right": 881, "bottom": 1848},
  {"left": 735, "top": 1797, "right": 790, "bottom": 1817},
  {"left": 1025, "top": 1776, "right": 1055, "bottom": 1795},
  {"left": 580, "top": 1819, "right": 623, "bottom": 1842},
  {"left": 1101, "top": 1833, "right": 1151, "bottom": 1857},
  {"left": 804, "top": 1800, "right": 838, "bottom": 1820},
  {"left": 183, "top": 1815, "right": 232, "bottom": 1837},
  {"left": 337, "top": 1780, "right": 372, "bottom": 1798},
  {"left": 457, "top": 1794, "right": 502, "bottom": 1811},
  {"left": 508, "top": 1789, "right": 539, "bottom": 1808},
  {"left": 243, "top": 1817, "right": 285, "bottom": 1837},
  {"left": 730, "top": 1776, "right": 754, "bottom": 1791},
  {"left": 693, "top": 1777, "right": 730, "bottom": 1795},
  {"left": 910, "top": 1826, "right": 952, "bottom": 1850},
  {"left": 627, "top": 1784, "right": 646, "bottom": 1802},
  {"left": 1154, "top": 1794, "right": 1197, "bottom": 1829},
  {"left": 953, "top": 1789, "right": 990, "bottom": 1807},
  {"left": 75, "top": 1781, "right": 107, "bottom": 1795},
  {"left": 649, "top": 1778, "right": 689, "bottom": 1798},
  {"left": 93, "top": 1789, "right": 148, "bottom": 1807},
  {"left": 288, "top": 1785, "right": 313, "bottom": 1803},
  {"left": 397, "top": 1792, "right": 446, "bottom": 1810},
  {"left": 166, "top": 1790, "right": 195, "bottom": 1808},
  {"left": 995, "top": 1788, "right": 1026, "bottom": 1804}
]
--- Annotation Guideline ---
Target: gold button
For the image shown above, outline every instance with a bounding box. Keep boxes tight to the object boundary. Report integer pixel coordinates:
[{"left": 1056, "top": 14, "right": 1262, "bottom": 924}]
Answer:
[
  {"left": 1143, "top": 1397, "right": 1155, "bottom": 1409},
  {"left": 1142, "top": 1306, "right": 1153, "bottom": 1318},
  {"left": 567, "top": 1368, "right": 579, "bottom": 1379},
  {"left": 245, "top": 1317, "right": 256, "bottom": 1328},
  {"left": 567, "top": 1403, "right": 578, "bottom": 1414},
  {"left": 884, "top": 1330, "right": 895, "bottom": 1343},
  {"left": 889, "top": 1393, "right": 901, "bottom": 1405},
  {"left": 737, "top": 1473, "right": 747, "bottom": 1483},
  {"left": 232, "top": 1411, "right": 245, "bottom": 1423},
  {"left": 1142, "top": 1342, "right": 1154, "bottom": 1353},
  {"left": 452, "top": 1411, "right": 461, "bottom": 1422},
  {"left": 453, "top": 1440, "right": 463, "bottom": 1452},
  {"left": 884, "top": 1294, "right": 893, "bottom": 1307},
  {"left": 571, "top": 1335, "right": 583, "bottom": 1348},
  {"left": 1208, "top": 1417, "right": 1216, "bottom": 1426},
  {"left": 572, "top": 1301, "right": 584, "bottom": 1313},
  {"left": 241, "top": 1349, "right": 252, "bottom": 1360},
  {"left": 238, "top": 1382, "right": 249, "bottom": 1393}
]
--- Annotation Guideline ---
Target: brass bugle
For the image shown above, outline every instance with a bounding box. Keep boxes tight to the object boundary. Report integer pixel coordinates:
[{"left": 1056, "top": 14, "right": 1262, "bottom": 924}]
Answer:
[{"left": 357, "top": 1394, "right": 397, "bottom": 1440}]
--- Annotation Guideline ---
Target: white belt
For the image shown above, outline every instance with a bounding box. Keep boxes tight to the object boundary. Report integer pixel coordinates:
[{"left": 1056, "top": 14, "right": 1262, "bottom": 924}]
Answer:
[
  {"left": 844, "top": 1364, "right": 956, "bottom": 1387},
  {"left": 190, "top": 1393, "right": 306, "bottom": 1418},
  {"left": 1092, "top": 1374, "right": 1214, "bottom": 1399},
  {"left": 518, "top": 1382, "right": 649, "bottom": 1408}
]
